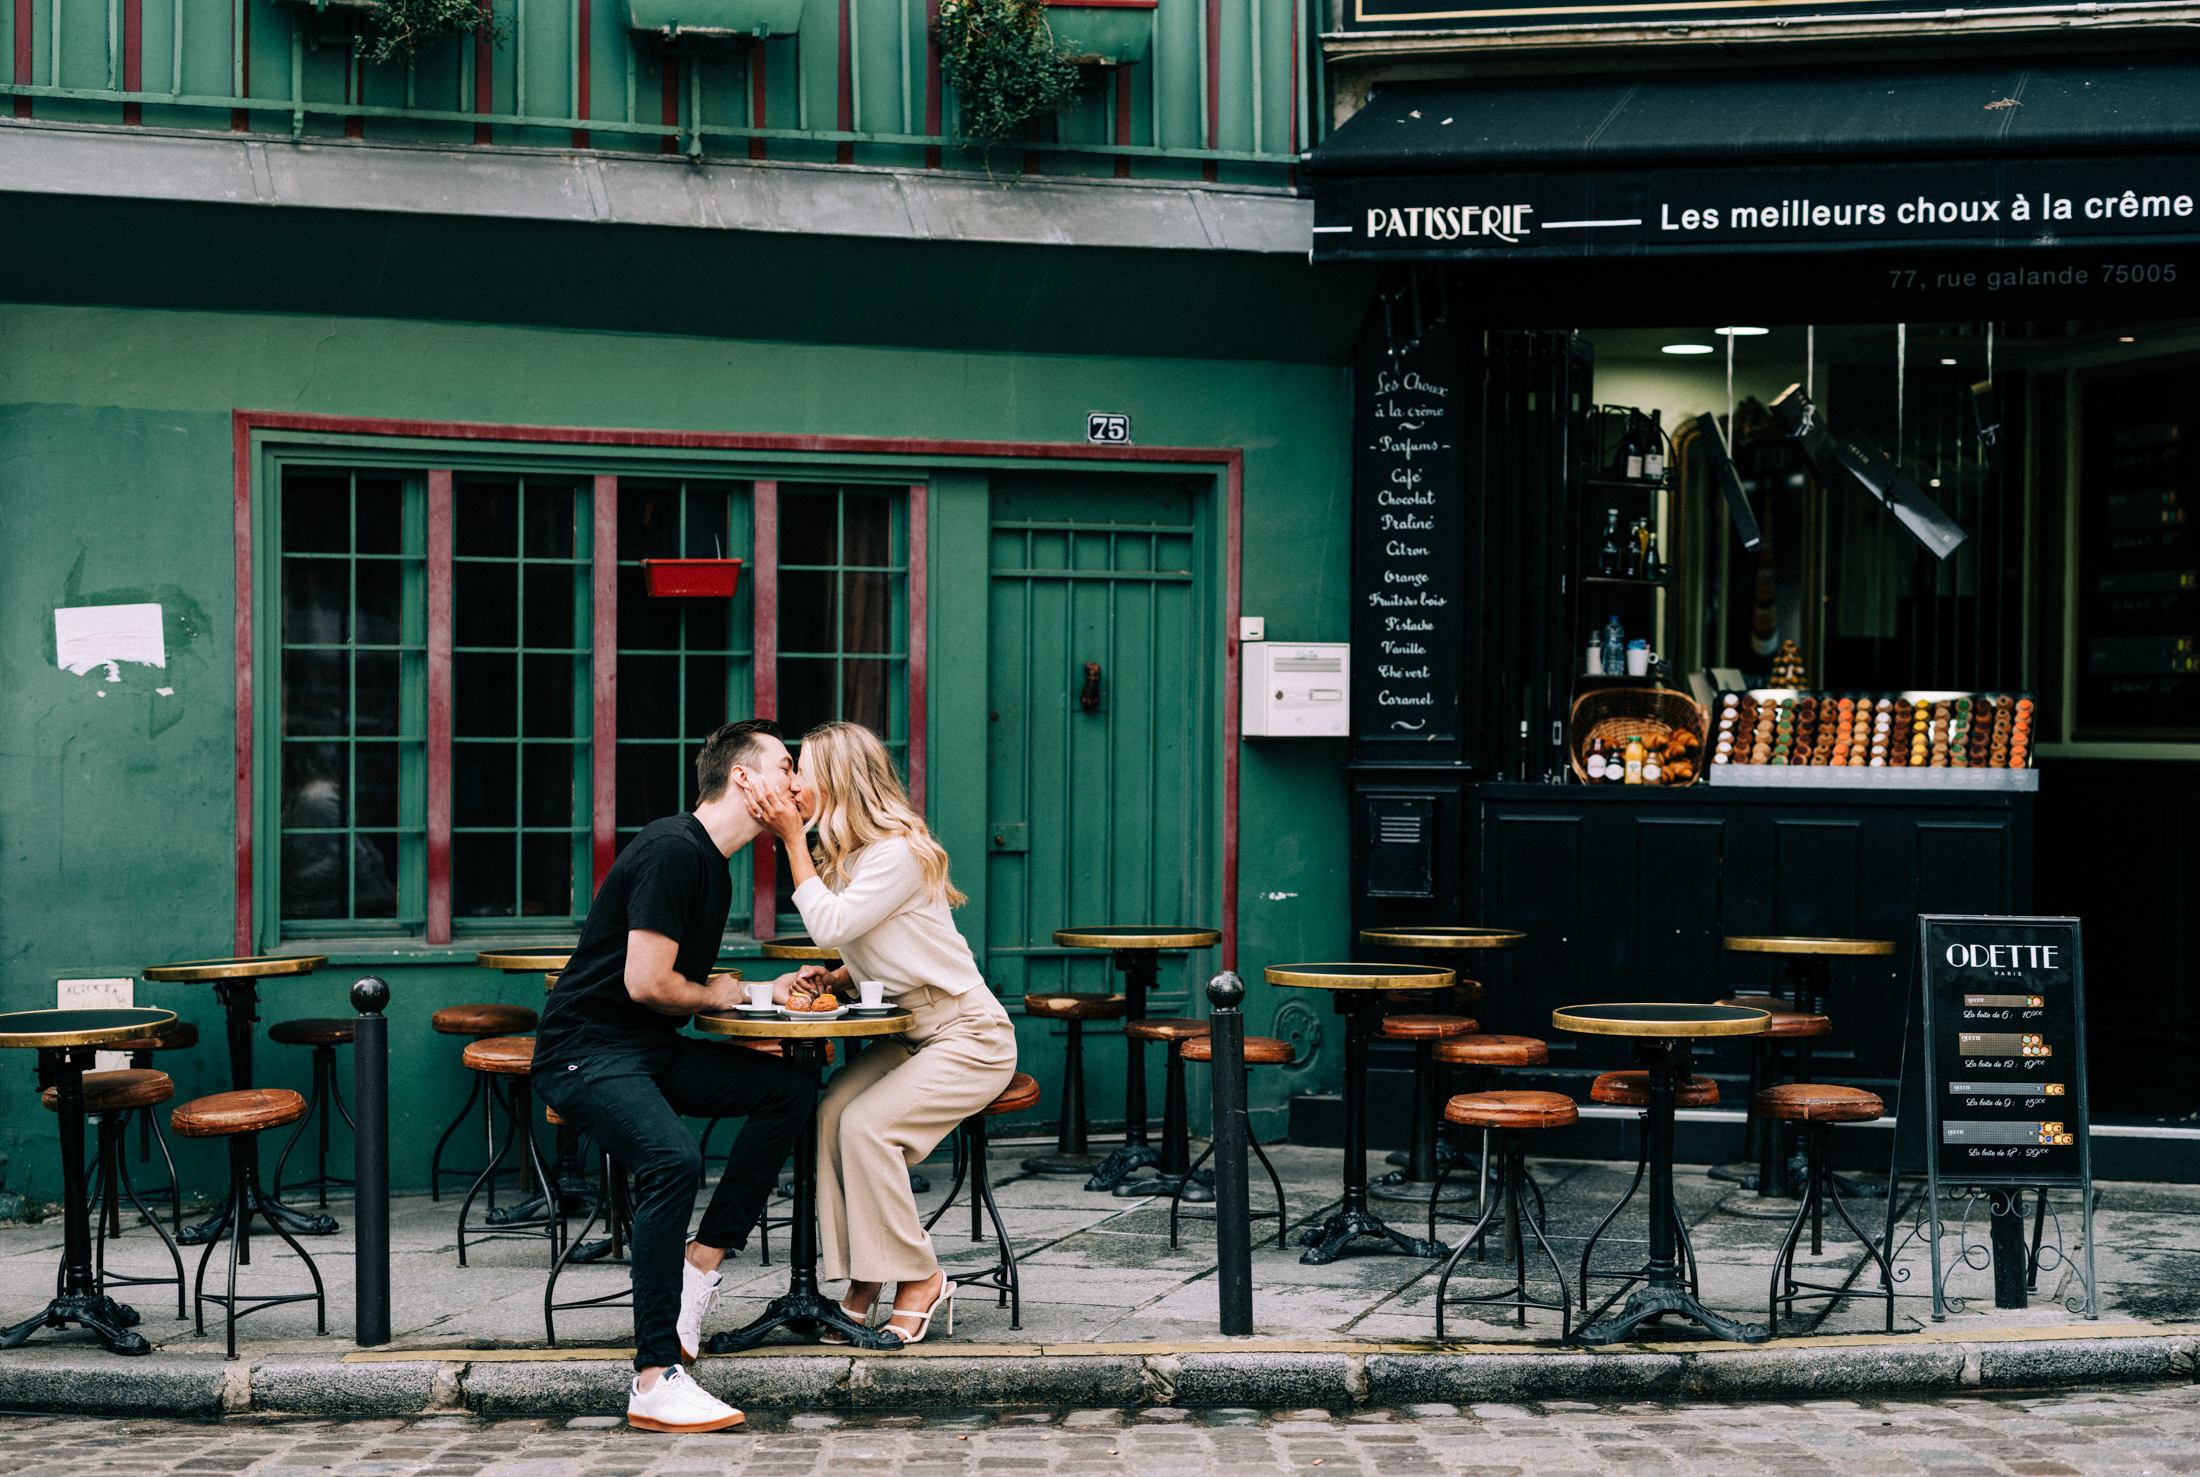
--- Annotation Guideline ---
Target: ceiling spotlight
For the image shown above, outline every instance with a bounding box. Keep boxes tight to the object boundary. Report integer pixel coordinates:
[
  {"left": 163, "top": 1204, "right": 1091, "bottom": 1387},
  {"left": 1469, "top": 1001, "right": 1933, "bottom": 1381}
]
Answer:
[
  {"left": 1941, "top": 357, "right": 1958, "bottom": 365},
  {"left": 1929, "top": 478, "right": 1942, "bottom": 487},
  {"left": 1663, "top": 343, "right": 1716, "bottom": 355},
  {"left": 2121, "top": 335, "right": 2137, "bottom": 342},
  {"left": 1716, "top": 326, "right": 1771, "bottom": 337}
]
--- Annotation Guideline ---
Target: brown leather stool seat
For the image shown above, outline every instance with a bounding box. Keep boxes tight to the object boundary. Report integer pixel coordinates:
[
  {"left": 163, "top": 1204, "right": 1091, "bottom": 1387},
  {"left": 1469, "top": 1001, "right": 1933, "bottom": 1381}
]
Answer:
[
  {"left": 462, "top": 1036, "right": 536, "bottom": 1075},
  {"left": 108, "top": 1020, "right": 199, "bottom": 1054},
  {"left": 1716, "top": 996, "right": 1831, "bottom": 1038},
  {"left": 268, "top": 1018, "right": 356, "bottom": 1047},
  {"left": 1124, "top": 1017, "right": 1211, "bottom": 1043},
  {"left": 171, "top": 1088, "right": 309, "bottom": 1138},
  {"left": 1023, "top": 993, "right": 1128, "bottom": 1022},
  {"left": 987, "top": 1072, "right": 1043, "bottom": 1116},
  {"left": 1379, "top": 1013, "right": 1479, "bottom": 1041},
  {"left": 1182, "top": 1035, "right": 1293, "bottom": 1065},
  {"left": 1434, "top": 1034, "right": 1549, "bottom": 1068},
  {"left": 43, "top": 1069, "right": 174, "bottom": 1116},
  {"left": 1590, "top": 1071, "right": 1720, "bottom": 1109},
  {"left": 1444, "top": 1089, "right": 1579, "bottom": 1130},
  {"left": 434, "top": 1004, "right": 538, "bottom": 1036},
  {"left": 545, "top": 1105, "right": 568, "bottom": 1126},
  {"left": 1752, "top": 1082, "right": 1884, "bottom": 1122}
]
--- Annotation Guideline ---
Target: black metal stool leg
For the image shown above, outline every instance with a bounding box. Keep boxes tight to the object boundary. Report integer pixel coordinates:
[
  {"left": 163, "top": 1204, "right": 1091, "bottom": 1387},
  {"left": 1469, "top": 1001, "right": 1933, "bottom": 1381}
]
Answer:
[
  {"left": 429, "top": 1066, "right": 487, "bottom": 1203},
  {"left": 1578, "top": 1123, "right": 1651, "bottom": 1310}
]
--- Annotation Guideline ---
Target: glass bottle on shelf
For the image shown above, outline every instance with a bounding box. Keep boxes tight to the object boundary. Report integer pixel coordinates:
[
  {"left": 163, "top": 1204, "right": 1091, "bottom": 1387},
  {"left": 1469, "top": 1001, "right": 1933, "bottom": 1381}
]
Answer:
[
  {"left": 1586, "top": 737, "right": 1608, "bottom": 781},
  {"left": 1624, "top": 418, "right": 1644, "bottom": 481},
  {"left": 1644, "top": 410, "right": 1665, "bottom": 481},
  {"left": 1624, "top": 735, "right": 1645, "bottom": 784},
  {"left": 1598, "top": 509, "right": 1623, "bottom": 576},
  {"left": 1622, "top": 519, "right": 1646, "bottom": 579},
  {"left": 1602, "top": 615, "right": 1626, "bottom": 675}
]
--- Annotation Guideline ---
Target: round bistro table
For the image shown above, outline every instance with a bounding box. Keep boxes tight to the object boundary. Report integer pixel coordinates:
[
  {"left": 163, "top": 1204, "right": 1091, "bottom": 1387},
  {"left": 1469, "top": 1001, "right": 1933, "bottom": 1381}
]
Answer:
[
  {"left": 1551, "top": 1002, "right": 1772, "bottom": 1346},
  {"left": 1358, "top": 927, "right": 1526, "bottom": 1197},
  {"left": 0, "top": 1006, "right": 178, "bottom": 1355},
  {"left": 475, "top": 952, "right": 583, "bottom": 1227},
  {"left": 760, "top": 937, "right": 843, "bottom": 963},
  {"left": 1053, "top": 927, "right": 1221, "bottom": 1193},
  {"left": 141, "top": 956, "right": 333, "bottom": 1243},
  {"left": 694, "top": 1006, "right": 916, "bottom": 1352},
  {"left": 1268, "top": 962, "right": 1455, "bottom": 1263}
]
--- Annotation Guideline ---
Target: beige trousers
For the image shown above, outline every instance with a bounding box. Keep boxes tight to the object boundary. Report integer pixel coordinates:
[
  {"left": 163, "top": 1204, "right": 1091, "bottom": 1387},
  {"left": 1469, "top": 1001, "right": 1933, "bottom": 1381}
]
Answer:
[{"left": 815, "top": 984, "right": 1018, "bottom": 1284}]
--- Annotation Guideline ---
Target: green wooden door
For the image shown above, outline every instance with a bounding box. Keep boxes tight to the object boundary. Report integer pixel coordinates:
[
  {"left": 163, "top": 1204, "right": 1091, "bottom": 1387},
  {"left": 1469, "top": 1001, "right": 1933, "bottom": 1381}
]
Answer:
[{"left": 985, "top": 473, "right": 1217, "bottom": 1134}]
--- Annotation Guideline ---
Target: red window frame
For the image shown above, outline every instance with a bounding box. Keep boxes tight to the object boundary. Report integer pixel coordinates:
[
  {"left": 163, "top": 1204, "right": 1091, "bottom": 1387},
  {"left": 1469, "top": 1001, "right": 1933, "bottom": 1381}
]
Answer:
[{"left": 234, "top": 411, "right": 1243, "bottom": 964}]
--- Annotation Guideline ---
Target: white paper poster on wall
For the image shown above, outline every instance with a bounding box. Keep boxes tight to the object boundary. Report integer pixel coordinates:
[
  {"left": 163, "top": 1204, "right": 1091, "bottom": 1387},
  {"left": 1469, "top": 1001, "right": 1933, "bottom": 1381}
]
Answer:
[
  {"left": 55, "top": 603, "right": 166, "bottom": 683},
  {"left": 58, "top": 978, "right": 136, "bottom": 1071}
]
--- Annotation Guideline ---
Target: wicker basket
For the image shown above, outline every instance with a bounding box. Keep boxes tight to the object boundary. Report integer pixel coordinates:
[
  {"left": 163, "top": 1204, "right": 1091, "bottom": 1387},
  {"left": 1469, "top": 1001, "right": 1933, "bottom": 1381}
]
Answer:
[{"left": 1569, "top": 687, "right": 1710, "bottom": 786}]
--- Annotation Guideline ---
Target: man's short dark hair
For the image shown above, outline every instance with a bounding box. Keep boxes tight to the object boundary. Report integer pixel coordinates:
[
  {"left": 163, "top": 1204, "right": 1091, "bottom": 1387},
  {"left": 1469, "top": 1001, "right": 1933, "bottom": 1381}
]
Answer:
[{"left": 696, "top": 719, "right": 782, "bottom": 802}]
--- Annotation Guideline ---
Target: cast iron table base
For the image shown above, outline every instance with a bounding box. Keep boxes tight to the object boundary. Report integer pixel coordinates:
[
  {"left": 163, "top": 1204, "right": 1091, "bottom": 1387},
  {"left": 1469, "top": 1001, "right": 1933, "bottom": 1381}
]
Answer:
[{"left": 1298, "top": 992, "right": 1445, "bottom": 1263}]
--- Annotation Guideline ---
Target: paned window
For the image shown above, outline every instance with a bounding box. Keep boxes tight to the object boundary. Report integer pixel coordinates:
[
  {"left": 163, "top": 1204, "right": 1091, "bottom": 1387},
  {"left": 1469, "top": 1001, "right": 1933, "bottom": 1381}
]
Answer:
[
  {"left": 615, "top": 478, "right": 756, "bottom": 852},
  {"left": 778, "top": 483, "right": 910, "bottom": 766},
  {"left": 278, "top": 470, "right": 427, "bottom": 927},
  {"left": 451, "top": 476, "right": 594, "bottom": 921}
]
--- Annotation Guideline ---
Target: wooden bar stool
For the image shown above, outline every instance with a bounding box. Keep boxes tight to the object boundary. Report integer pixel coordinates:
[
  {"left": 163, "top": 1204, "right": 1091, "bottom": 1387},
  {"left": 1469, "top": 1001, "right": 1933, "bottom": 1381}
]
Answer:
[
  {"left": 109, "top": 1020, "right": 197, "bottom": 1234},
  {"left": 266, "top": 1018, "right": 355, "bottom": 1208},
  {"left": 1168, "top": 1035, "right": 1290, "bottom": 1248},
  {"left": 1113, "top": 1018, "right": 1210, "bottom": 1198},
  {"left": 43, "top": 1069, "right": 185, "bottom": 1319},
  {"left": 1754, "top": 1083, "right": 1897, "bottom": 1335},
  {"left": 541, "top": 1104, "right": 632, "bottom": 1345},
  {"left": 454, "top": 1036, "right": 562, "bottom": 1267},
  {"left": 1426, "top": 1034, "right": 1550, "bottom": 1246},
  {"left": 427, "top": 1003, "right": 539, "bottom": 1203},
  {"left": 1577, "top": 1070, "right": 1715, "bottom": 1315},
  {"left": 1371, "top": 1012, "right": 1479, "bottom": 1200},
  {"left": 1432, "top": 1090, "right": 1576, "bottom": 1340},
  {"left": 922, "top": 1072, "right": 1041, "bottom": 1329},
  {"left": 1020, "top": 993, "right": 1127, "bottom": 1175},
  {"left": 169, "top": 1088, "right": 326, "bottom": 1358}
]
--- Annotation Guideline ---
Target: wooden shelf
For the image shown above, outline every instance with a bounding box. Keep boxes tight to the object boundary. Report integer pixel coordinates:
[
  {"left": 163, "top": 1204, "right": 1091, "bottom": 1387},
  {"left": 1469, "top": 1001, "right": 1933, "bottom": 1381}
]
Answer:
[{"left": 1582, "top": 575, "right": 1666, "bottom": 588}]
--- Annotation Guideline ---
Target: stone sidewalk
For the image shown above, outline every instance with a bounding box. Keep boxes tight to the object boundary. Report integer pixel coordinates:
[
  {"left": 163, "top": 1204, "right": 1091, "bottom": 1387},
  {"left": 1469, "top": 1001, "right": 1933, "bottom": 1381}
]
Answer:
[{"left": 1, "top": 1140, "right": 2194, "bottom": 1413}]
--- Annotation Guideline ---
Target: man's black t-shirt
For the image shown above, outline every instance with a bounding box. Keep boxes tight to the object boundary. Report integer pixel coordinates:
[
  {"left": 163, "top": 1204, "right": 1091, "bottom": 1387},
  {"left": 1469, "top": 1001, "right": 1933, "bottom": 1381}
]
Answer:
[{"left": 533, "top": 814, "right": 731, "bottom": 1071}]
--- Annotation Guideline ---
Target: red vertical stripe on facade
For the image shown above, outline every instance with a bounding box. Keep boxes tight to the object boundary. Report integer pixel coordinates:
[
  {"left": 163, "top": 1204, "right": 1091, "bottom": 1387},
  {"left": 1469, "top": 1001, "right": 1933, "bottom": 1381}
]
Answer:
[
  {"left": 12, "top": 0, "right": 29, "bottom": 119},
  {"left": 426, "top": 470, "right": 455, "bottom": 944},
  {"left": 835, "top": 0, "right": 853, "bottom": 164},
  {"left": 907, "top": 482, "right": 928, "bottom": 815},
  {"left": 1203, "top": 0, "right": 1220, "bottom": 182},
  {"left": 1221, "top": 453, "right": 1241, "bottom": 972},
  {"left": 474, "top": 2, "right": 494, "bottom": 143},
  {"left": 574, "top": 0, "right": 592, "bottom": 147},
  {"left": 591, "top": 475, "right": 618, "bottom": 892},
  {"left": 749, "top": 40, "right": 766, "bottom": 159},
  {"left": 1114, "top": 68, "right": 1131, "bottom": 179},
  {"left": 231, "top": 415, "right": 255, "bottom": 955},
  {"left": 661, "top": 53, "right": 679, "bottom": 154},
  {"left": 751, "top": 480, "right": 779, "bottom": 938},
  {"left": 122, "top": 0, "right": 142, "bottom": 122}
]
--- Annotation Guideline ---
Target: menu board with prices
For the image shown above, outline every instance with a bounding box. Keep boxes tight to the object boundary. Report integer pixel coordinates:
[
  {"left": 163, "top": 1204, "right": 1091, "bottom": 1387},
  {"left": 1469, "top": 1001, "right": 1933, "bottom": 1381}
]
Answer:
[
  {"left": 1917, "top": 916, "right": 2090, "bottom": 1187},
  {"left": 1351, "top": 316, "right": 1468, "bottom": 753},
  {"left": 2078, "top": 371, "right": 2200, "bottom": 737}
]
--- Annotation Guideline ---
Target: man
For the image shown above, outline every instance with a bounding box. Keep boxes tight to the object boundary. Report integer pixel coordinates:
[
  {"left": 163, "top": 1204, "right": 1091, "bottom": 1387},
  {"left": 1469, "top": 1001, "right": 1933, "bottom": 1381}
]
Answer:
[{"left": 533, "top": 718, "right": 814, "bottom": 1434}]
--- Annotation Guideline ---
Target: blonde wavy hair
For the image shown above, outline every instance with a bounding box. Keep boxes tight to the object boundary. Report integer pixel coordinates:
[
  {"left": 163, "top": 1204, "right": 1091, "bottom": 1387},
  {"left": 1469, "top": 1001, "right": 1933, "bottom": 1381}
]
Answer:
[{"left": 800, "top": 722, "right": 966, "bottom": 907}]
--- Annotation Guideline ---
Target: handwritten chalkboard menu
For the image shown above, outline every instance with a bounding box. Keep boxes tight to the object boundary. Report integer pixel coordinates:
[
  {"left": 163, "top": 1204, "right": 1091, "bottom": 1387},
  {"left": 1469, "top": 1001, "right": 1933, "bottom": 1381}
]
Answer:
[
  {"left": 2078, "top": 370, "right": 2200, "bottom": 738},
  {"left": 1352, "top": 316, "right": 1467, "bottom": 754},
  {"left": 1916, "top": 916, "right": 2090, "bottom": 1187}
]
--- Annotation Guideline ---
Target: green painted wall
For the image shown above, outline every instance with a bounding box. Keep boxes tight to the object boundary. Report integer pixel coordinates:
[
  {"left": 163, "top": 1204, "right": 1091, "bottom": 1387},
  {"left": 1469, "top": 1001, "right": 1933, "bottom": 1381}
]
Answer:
[{"left": 0, "top": 295, "right": 1355, "bottom": 1204}]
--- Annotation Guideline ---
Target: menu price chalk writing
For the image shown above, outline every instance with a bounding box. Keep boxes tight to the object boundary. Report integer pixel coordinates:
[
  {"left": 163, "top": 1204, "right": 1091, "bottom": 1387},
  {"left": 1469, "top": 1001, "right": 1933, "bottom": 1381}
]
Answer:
[
  {"left": 1917, "top": 916, "right": 2089, "bottom": 1185},
  {"left": 1352, "top": 315, "right": 1466, "bottom": 750}
]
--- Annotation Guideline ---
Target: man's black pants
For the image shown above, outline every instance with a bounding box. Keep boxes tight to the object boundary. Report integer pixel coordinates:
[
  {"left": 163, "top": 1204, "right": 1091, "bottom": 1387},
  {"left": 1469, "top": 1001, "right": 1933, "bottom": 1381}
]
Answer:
[{"left": 535, "top": 1038, "right": 812, "bottom": 1371}]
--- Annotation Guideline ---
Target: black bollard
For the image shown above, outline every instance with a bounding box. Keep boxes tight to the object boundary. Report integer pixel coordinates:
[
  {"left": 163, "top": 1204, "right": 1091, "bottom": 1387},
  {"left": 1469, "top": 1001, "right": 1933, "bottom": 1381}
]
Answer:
[
  {"left": 1206, "top": 971, "right": 1253, "bottom": 1336},
  {"left": 351, "top": 977, "right": 391, "bottom": 1347}
]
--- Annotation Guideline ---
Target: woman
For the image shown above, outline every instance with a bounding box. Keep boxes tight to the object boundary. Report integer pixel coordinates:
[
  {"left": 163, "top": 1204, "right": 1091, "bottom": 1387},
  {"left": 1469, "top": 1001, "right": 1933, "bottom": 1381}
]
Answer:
[{"left": 742, "top": 721, "right": 1017, "bottom": 1345}]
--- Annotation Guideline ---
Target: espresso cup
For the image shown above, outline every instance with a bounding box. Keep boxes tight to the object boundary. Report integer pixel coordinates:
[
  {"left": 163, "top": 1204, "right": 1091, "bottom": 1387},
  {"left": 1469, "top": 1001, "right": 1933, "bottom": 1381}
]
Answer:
[
  {"left": 857, "top": 980, "right": 887, "bottom": 1008},
  {"left": 745, "top": 980, "right": 774, "bottom": 1008}
]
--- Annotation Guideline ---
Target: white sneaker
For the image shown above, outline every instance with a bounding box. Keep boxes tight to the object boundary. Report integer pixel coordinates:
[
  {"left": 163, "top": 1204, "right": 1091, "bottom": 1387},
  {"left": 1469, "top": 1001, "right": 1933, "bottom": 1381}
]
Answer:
[
  {"left": 627, "top": 1364, "right": 745, "bottom": 1433},
  {"left": 677, "top": 1255, "right": 721, "bottom": 1363}
]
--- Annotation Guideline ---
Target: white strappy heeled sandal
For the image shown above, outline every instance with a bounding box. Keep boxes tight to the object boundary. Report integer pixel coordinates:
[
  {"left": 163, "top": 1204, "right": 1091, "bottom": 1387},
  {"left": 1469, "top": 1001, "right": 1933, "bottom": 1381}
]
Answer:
[
  {"left": 882, "top": 1280, "right": 956, "bottom": 1346},
  {"left": 819, "top": 1295, "right": 876, "bottom": 1345}
]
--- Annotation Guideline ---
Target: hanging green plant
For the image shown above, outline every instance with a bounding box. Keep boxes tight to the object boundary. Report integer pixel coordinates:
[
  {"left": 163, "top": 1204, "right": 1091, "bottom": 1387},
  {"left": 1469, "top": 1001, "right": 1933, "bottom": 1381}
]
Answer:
[
  {"left": 932, "top": 0, "right": 1080, "bottom": 158},
  {"left": 362, "top": 0, "right": 508, "bottom": 65}
]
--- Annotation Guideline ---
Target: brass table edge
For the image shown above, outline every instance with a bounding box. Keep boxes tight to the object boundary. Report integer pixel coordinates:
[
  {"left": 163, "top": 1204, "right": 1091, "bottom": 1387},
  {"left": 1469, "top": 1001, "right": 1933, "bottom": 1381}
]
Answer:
[
  {"left": 1267, "top": 964, "right": 1455, "bottom": 990},
  {"left": 692, "top": 1010, "right": 914, "bottom": 1039},
  {"left": 759, "top": 943, "right": 843, "bottom": 960},
  {"left": 0, "top": 1008, "right": 181, "bottom": 1048},
  {"left": 476, "top": 951, "right": 573, "bottom": 972},
  {"left": 1551, "top": 1004, "right": 1773, "bottom": 1037},
  {"left": 1359, "top": 929, "right": 1527, "bottom": 950},
  {"left": 142, "top": 956, "right": 326, "bottom": 981},
  {"left": 1053, "top": 929, "right": 1222, "bottom": 950},
  {"left": 1724, "top": 936, "right": 1897, "bottom": 956}
]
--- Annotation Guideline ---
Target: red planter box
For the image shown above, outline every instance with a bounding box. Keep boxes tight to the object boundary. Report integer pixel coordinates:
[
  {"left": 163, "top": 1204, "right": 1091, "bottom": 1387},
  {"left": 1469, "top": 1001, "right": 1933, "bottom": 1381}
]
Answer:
[{"left": 642, "top": 558, "right": 743, "bottom": 598}]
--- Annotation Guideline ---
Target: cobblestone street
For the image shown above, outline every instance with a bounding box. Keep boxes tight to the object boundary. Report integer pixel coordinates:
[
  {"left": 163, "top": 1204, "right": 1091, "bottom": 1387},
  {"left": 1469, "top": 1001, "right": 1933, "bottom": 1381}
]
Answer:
[{"left": 3, "top": 1384, "right": 2196, "bottom": 1477}]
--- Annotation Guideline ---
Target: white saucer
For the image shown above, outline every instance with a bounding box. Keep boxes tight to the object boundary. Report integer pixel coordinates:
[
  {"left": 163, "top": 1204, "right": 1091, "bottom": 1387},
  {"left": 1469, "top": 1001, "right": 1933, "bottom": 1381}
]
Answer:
[
  {"left": 786, "top": 1006, "right": 849, "bottom": 1020},
  {"left": 732, "top": 1002, "right": 782, "bottom": 1014}
]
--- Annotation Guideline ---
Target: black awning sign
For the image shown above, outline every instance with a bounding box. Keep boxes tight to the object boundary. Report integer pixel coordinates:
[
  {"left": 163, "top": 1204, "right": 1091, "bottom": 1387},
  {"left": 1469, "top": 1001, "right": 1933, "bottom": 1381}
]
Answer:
[{"left": 1316, "top": 159, "right": 2200, "bottom": 262}]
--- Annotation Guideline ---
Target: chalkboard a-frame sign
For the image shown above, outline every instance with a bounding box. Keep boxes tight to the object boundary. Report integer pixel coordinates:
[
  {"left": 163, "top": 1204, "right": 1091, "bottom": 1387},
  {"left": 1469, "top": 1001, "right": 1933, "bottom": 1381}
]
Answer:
[{"left": 1889, "top": 915, "right": 2096, "bottom": 1320}]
